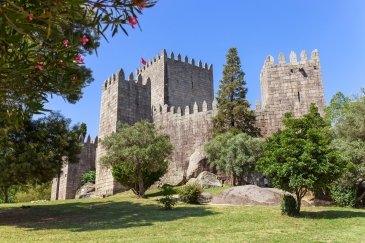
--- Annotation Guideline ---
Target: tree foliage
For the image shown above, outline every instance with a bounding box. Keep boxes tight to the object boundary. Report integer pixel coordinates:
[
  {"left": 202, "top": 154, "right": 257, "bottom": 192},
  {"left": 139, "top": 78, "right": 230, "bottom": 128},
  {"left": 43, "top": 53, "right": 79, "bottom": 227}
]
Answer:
[
  {"left": 205, "top": 132, "right": 264, "bottom": 185},
  {"left": 257, "top": 104, "right": 344, "bottom": 214},
  {"left": 0, "top": 0, "right": 156, "bottom": 126},
  {"left": 213, "top": 48, "right": 259, "bottom": 136},
  {"left": 0, "top": 112, "right": 83, "bottom": 203},
  {"left": 101, "top": 121, "right": 173, "bottom": 197},
  {"left": 327, "top": 90, "right": 365, "bottom": 206}
]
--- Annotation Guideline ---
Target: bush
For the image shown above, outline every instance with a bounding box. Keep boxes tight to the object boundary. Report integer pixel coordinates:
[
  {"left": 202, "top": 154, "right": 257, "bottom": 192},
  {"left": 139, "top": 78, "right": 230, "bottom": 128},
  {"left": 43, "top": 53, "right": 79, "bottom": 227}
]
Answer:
[
  {"left": 178, "top": 183, "right": 202, "bottom": 204},
  {"left": 330, "top": 184, "right": 356, "bottom": 207},
  {"left": 14, "top": 183, "right": 51, "bottom": 203},
  {"left": 281, "top": 194, "right": 299, "bottom": 217},
  {"left": 158, "top": 184, "right": 176, "bottom": 210},
  {"left": 80, "top": 171, "right": 96, "bottom": 186}
]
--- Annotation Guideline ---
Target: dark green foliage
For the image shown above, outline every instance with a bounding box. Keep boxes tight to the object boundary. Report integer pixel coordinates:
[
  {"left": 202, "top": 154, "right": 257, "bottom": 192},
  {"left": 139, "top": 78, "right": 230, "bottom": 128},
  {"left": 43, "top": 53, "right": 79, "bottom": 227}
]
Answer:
[
  {"left": 0, "top": 0, "right": 156, "bottom": 127},
  {"left": 101, "top": 121, "right": 173, "bottom": 198},
  {"left": 80, "top": 171, "right": 96, "bottom": 186},
  {"left": 213, "top": 48, "right": 259, "bottom": 137},
  {"left": 158, "top": 184, "right": 176, "bottom": 210},
  {"left": 0, "top": 112, "right": 82, "bottom": 203},
  {"left": 330, "top": 184, "right": 356, "bottom": 207},
  {"left": 257, "top": 104, "right": 344, "bottom": 213},
  {"left": 178, "top": 183, "right": 203, "bottom": 204},
  {"left": 281, "top": 194, "right": 299, "bottom": 217},
  {"left": 205, "top": 132, "right": 265, "bottom": 185}
]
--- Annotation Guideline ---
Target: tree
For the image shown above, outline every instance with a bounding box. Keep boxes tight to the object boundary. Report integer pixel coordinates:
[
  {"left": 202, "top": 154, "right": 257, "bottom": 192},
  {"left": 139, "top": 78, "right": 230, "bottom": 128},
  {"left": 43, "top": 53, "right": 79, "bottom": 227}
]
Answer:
[
  {"left": 101, "top": 121, "right": 173, "bottom": 197},
  {"left": 0, "top": 0, "right": 156, "bottom": 127},
  {"left": 213, "top": 48, "right": 259, "bottom": 136},
  {"left": 0, "top": 112, "right": 82, "bottom": 203},
  {"left": 257, "top": 104, "right": 344, "bottom": 214},
  {"left": 327, "top": 90, "right": 365, "bottom": 206},
  {"left": 205, "top": 132, "right": 264, "bottom": 185}
]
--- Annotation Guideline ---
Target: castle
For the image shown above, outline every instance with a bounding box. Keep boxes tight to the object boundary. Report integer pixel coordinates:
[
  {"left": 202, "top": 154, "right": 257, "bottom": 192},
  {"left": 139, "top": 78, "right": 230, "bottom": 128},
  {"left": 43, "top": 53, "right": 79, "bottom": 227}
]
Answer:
[{"left": 51, "top": 49, "right": 325, "bottom": 200}]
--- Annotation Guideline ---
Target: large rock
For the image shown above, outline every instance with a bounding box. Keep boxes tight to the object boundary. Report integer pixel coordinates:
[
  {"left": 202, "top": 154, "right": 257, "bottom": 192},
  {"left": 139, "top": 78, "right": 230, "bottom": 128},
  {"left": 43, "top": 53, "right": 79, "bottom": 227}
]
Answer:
[
  {"left": 159, "top": 170, "right": 185, "bottom": 186},
  {"left": 186, "top": 147, "right": 207, "bottom": 179},
  {"left": 211, "top": 185, "right": 289, "bottom": 206},
  {"left": 187, "top": 171, "right": 222, "bottom": 189},
  {"left": 75, "top": 182, "right": 95, "bottom": 199}
]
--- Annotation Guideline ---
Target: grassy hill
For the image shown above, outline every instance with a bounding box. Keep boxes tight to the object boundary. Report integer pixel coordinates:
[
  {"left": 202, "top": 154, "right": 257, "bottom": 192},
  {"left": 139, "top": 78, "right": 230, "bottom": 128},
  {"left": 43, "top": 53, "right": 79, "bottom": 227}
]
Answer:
[{"left": 0, "top": 189, "right": 364, "bottom": 242}]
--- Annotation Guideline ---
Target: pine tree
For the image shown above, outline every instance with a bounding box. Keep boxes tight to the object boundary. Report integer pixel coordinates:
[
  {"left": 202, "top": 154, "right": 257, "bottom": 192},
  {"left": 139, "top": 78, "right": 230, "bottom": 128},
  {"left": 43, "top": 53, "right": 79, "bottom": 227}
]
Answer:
[{"left": 213, "top": 48, "right": 259, "bottom": 136}]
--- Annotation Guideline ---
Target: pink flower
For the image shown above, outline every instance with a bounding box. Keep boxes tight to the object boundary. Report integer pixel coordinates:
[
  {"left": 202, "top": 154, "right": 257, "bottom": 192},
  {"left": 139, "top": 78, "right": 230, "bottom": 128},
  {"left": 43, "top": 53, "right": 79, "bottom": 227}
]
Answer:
[
  {"left": 129, "top": 16, "right": 138, "bottom": 28},
  {"left": 27, "top": 13, "right": 33, "bottom": 22},
  {"left": 81, "top": 35, "right": 89, "bottom": 45},
  {"left": 74, "top": 54, "right": 84, "bottom": 64},
  {"left": 63, "top": 39, "right": 70, "bottom": 47},
  {"left": 35, "top": 64, "right": 44, "bottom": 71}
]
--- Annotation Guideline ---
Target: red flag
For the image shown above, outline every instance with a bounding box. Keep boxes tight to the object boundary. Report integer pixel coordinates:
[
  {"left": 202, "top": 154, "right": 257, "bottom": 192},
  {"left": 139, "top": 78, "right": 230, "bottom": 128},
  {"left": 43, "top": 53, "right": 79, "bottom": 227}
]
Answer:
[{"left": 141, "top": 58, "right": 147, "bottom": 65}]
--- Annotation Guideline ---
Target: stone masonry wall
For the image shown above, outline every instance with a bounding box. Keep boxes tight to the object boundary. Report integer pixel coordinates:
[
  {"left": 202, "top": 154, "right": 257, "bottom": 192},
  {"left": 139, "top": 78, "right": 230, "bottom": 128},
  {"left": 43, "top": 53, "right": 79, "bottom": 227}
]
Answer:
[
  {"left": 255, "top": 50, "right": 325, "bottom": 137},
  {"left": 153, "top": 101, "right": 217, "bottom": 184},
  {"left": 51, "top": 139, "right": 96, "bottom": 200},
  {"left": 95, "top": 70, "right": 151, "bottom": 197}
]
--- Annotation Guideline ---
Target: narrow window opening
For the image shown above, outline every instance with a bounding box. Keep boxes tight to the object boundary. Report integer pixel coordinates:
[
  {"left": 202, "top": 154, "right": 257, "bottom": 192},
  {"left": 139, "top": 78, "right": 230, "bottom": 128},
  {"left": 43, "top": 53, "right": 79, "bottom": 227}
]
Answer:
[
  {"left": 191, "top": 81, "right": 194, "bottom": 89},
  {"left": 297, "top": 92, "right": 301, "bottom": 102},
  {"left": 313, "top": 66, "right": 317, "bottom": 70},
  {"left": 290, "top": 69, "right": 294, "bottom": 73}
]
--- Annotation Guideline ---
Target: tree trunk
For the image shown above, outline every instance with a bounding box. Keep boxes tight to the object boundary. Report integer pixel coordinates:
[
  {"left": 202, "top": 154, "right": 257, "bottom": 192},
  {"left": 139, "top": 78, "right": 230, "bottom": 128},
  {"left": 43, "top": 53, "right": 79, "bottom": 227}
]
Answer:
[
  {"left": 295, "top": 190, "right": 301, "bottom": 215},
  {"left": 2, "top": 186, "right": 9, "bottom": 203},
  {"left": 137, "top": 162, "right": 144, "bottom": 198}
]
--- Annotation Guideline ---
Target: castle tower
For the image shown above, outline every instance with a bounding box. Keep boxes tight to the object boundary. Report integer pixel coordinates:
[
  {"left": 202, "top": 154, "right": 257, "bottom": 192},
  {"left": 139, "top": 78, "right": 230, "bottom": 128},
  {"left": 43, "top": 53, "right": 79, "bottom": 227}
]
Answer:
[
  {"left": 137, "top": 49, "right": 214, "bottom": 110},
  {"left": 256, "top": 49, "right": 326, "bottom": 137},
  {"left": 95, "top": 50, "right": 215, "bottom": 194},
  {"left": 95, "top": 69, "right": 152, "bottom": 196}
]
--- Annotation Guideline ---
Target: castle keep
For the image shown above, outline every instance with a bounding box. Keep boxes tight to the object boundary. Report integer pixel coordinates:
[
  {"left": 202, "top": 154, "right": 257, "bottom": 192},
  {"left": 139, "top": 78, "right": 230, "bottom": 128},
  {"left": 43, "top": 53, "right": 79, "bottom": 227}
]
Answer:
[{"left": 51, "top": 49, "right": 325, "bottom": 199}]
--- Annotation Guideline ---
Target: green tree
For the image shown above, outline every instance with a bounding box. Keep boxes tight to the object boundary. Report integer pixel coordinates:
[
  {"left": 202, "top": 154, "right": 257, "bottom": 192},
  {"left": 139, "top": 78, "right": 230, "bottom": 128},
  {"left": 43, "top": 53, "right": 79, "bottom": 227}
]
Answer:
[
  {"left": 0, "top": 0, "right": 155, "bottom": 127},
  {"left": 0, "top": 112, "right": 82, "bottom": 203},
  {"left": 205, "top": 132, "right": 264, "bottom": 185},
  {"left": 213, "top": 48, "right": 259, "bottom": 136},
  {"left": 101, "top": 121, "right": 173, "bottom": 197},
  {"left": 327, "top": 90, "right": 365, "bottom": 206},
  {"left": 257, "top": 104, "right": 344, "bottom": 214}
]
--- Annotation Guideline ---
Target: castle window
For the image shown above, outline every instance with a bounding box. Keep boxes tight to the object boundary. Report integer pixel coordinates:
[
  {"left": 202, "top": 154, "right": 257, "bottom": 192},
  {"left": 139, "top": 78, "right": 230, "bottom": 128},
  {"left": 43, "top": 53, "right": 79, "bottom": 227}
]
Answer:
[
  {"left": 297, "top": 92, "right": 301, "bottom": 102},
  {"left": 192, "top": 81, "right": 194, "bottom": 89},
  {"left": 313, "top": 66, "right": 317, "bottom": 70},
  {"left": 290, "top": 69, "right": 294, "bottom": 73}
]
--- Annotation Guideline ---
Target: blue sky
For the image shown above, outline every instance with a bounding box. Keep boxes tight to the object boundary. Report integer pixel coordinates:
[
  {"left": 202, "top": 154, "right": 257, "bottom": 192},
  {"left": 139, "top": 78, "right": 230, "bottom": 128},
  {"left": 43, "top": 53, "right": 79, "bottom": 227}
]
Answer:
[{"left": 45, "top": 0, "right": 365, "bottom": 138}]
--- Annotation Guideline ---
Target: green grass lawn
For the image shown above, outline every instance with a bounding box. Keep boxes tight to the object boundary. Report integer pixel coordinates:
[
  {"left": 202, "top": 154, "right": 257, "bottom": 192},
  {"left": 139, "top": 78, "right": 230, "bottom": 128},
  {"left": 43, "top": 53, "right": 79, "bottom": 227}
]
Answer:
[{"left": 0, "top": 190, "right": 364, "bottom": 243}]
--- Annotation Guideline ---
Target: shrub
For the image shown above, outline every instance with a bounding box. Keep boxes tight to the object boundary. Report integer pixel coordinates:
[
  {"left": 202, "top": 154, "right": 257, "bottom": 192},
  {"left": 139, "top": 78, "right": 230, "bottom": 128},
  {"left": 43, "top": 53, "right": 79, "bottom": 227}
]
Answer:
[
  {"left": 80, "top": 171, "right": 96, "bottom": 186},
  {"left": 330, "top": 184, "right": 356, "bottom": 207},
  {"left": 178, "top": 183, "right": 202, "bottom": 204},
  {"left": 281, "top": 194, "right": 299, "bottom": 217},
  {"left": 14, "top": 183, "right": 51, "bottom": 203},
  {"left": 158, "top": 184, "right": 176, "bottom": 210}
]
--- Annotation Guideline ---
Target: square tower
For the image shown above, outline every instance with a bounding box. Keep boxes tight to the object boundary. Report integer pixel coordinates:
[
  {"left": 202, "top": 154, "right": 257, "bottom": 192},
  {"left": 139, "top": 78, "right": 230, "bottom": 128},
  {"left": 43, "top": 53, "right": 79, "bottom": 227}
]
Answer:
[{"left": 256, "top": 50, "right": 325, "bottom": 136}]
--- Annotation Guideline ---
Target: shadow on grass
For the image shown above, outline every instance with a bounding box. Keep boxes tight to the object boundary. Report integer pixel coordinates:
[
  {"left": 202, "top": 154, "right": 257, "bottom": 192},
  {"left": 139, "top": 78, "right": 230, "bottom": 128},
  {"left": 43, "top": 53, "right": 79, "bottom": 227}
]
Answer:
[
  {"left": 301, "top": 209, "right": 365, "bottom": 219},
  {"left": 0, "top": 199, "right": 216, "bottom": 232}
]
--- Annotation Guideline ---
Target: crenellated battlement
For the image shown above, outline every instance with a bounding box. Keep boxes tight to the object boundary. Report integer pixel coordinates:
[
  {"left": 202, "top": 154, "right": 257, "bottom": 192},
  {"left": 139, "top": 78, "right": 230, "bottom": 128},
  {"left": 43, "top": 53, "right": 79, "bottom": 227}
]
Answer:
[
  {"left": 136, "top": 49, "right": 213, "bottom": 76},
  {"left": 263, "top": 49, "right": 320, "bottom": 67},
  {"left": 152, "top": 100, "right": 217, "bottom": 118},
  {"left": 102, "top": 68, "right": 151, "bottom": 91}
]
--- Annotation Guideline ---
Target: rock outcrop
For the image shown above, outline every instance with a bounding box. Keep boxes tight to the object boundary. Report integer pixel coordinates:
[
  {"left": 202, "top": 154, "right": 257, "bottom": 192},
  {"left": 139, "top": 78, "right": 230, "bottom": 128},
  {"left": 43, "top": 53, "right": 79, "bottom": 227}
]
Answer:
[
  {"left": 75, "top": 182, "right": 96, "bottom": 199},
  {"left": 211, "top": 185, "right": 289, "bottom": 205},
  {"left": 187, "top": 171, "right": 222, "bottom": 189}
]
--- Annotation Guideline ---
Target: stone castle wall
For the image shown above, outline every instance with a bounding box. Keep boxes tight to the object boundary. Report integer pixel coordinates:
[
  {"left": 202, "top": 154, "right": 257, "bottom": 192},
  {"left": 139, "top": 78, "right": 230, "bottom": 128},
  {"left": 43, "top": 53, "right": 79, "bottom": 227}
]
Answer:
[
  {"left": 51, "top": 138, "right": 96, "bottom": 200},
  {"left": 95, "top": 70, "right": 151, "bottom": 197},
  {"left": 153, "top": 101, "right": 217, "bottom": 184},
  {"left": 255, "top": 50, "right": 325, "bottom": 137}
]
